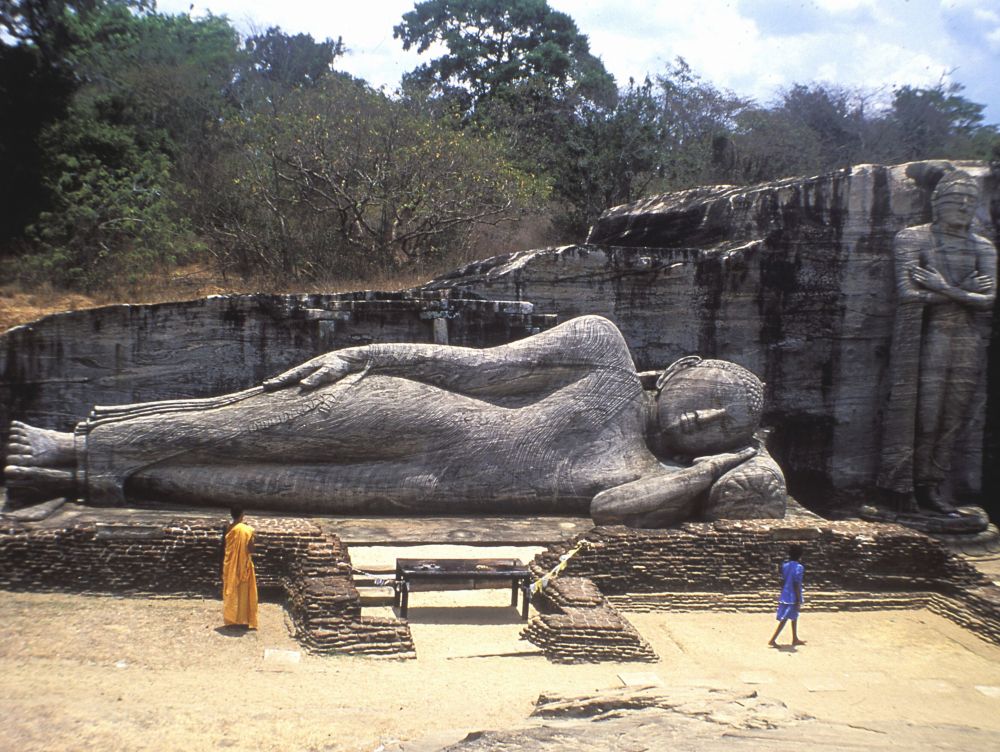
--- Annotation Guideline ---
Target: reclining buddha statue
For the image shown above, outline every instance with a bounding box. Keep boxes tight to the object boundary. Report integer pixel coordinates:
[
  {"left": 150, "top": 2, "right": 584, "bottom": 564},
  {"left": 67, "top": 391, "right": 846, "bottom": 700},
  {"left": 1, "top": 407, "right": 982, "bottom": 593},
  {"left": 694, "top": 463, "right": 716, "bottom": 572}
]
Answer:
[{"left": 5, "top": 315, "right": 785, "bottom": 527}]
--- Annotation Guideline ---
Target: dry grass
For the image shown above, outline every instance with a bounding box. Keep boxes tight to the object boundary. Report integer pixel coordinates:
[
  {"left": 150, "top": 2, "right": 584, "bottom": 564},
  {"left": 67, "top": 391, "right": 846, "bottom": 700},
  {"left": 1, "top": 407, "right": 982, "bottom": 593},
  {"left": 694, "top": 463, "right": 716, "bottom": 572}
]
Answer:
[
  {"left": 0, "top": 211, "right": 566, "bottom": 333},
  {"left": 0, "top": 264, "right": 449, "bottom": 333}
]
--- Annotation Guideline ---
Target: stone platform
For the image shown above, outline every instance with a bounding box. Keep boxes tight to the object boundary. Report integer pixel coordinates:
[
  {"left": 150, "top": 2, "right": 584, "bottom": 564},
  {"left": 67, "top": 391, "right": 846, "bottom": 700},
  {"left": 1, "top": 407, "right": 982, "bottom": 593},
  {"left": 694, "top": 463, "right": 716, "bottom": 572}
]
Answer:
[
  {"left": 2, "top": 495, "right": 999, "bottom": 662},
  {"left": 315, "top": 515, "right": 592, "bottom": 546},
  {"left": 0, "top": 494, "right": 590, "bottom": 546}
]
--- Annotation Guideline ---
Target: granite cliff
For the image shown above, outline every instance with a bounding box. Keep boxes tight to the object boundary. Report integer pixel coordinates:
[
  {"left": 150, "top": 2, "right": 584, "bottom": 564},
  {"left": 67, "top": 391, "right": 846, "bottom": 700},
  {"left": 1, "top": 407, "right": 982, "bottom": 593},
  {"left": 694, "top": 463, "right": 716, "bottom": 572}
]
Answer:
[{"left": 3, "top": 161, "right": 997, "bottom": 513}]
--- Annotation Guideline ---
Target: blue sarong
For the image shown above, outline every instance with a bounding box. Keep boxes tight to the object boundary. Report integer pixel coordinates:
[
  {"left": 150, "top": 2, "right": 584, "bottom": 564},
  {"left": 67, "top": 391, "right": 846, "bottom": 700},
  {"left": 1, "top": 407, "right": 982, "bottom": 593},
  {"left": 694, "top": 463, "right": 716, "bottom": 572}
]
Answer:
[{"left": 775, "top": 560, "right": 804, "bottom": 621}]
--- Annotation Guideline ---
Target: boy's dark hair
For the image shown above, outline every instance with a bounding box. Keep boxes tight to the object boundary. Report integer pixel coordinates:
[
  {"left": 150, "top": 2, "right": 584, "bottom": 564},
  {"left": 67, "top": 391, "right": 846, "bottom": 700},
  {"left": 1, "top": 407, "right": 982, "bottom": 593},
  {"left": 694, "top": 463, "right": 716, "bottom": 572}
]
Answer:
[
  {"left": 787, "top": 543, "right": 803, "bottom": 561},
  {"left": 230, "top": 507, "right": 244, "bottom": 522}
]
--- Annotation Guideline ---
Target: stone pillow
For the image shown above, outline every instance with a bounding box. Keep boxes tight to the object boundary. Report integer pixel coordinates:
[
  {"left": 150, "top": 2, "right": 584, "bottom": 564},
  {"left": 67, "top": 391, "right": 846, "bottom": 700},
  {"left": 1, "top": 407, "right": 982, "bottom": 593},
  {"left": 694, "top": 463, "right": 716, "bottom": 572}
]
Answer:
[{"left": 703, "top": 451, "right": 786, "bottom": 520}]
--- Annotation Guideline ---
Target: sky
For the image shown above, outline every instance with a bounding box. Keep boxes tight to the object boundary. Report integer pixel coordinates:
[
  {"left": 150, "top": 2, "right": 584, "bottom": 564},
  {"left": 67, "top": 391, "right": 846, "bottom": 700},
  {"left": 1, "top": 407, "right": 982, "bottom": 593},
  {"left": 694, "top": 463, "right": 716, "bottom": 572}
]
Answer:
[{"left": 157, "top": 0, "right": 1000, "bottom": 124}]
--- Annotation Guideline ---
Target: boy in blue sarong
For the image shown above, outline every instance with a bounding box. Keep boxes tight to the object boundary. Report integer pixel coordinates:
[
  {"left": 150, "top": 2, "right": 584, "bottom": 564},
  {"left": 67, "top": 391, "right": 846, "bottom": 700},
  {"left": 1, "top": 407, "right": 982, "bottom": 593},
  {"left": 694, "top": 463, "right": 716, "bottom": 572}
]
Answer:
[{"left": 768, "top": 543, "right": 805, "bottom": 647}]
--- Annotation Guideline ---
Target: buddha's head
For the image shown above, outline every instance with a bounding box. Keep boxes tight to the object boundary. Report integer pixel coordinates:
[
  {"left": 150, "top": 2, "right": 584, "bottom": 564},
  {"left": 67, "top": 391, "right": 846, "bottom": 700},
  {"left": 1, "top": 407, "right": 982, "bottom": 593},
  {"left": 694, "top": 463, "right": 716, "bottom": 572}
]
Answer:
[
  {"left": 654, "top": 356, "right": 764, "bottom": 456},
  {"left": 931, "top": 170, "right": 979, "bottom": 231}
]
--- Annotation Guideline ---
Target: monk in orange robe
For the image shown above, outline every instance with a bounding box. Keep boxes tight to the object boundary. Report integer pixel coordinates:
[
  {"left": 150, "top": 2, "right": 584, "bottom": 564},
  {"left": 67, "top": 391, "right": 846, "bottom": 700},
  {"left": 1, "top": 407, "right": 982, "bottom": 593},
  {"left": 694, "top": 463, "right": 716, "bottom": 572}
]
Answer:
[{"left": 222, "top": 507, "right": 258, "bottom": 629}]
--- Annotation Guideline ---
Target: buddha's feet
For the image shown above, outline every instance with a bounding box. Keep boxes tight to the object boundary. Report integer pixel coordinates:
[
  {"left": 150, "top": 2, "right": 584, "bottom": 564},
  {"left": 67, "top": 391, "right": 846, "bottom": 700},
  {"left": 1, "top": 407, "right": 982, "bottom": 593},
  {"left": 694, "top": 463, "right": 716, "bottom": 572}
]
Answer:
[
  {"left": 6, "top": 421, "right": 75, "bottom": 467},
  {"left": 3, "top": 465, "right": 75, "bottom": 494},
  {"left": 915, "top": 484, "right": 958, "bottom": 515},
  {"left": 4, "top": 421, "right": 77, "bottom": 501}
]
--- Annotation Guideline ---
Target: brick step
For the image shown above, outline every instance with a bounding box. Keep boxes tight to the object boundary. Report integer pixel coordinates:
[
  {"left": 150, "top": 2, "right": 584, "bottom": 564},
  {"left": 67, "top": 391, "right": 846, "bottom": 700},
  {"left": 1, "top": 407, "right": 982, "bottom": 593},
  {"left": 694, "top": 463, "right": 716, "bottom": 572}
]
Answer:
[
  {"left": 607, "top": 590, "right": 932, "bottom": 612},
  {"left": 352, "top": 575, "right": 396, "bottom": 588},
  {"left": 359, "top": 588, "right": 396, "bottom": 607}
]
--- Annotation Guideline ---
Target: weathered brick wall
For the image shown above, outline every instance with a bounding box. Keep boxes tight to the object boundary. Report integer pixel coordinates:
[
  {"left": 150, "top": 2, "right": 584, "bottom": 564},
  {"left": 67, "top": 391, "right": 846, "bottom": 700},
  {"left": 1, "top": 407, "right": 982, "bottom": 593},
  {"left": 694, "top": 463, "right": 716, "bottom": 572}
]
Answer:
[
  {"left": 532, "top": 520, "right": 987, "bottom": 596},
  {"left": 0, "top": 516, "right": 415, "bottom": 657},
  {"left": 927, "top": 588, "right": 1000, "bottom": 645},
  {"left": 523, "top": 577, "right": 657, "bottom": 664},
  {"left": 283, "top": 537, "right": 415, "bottom": 658},
  {"left": 0, "top": 516, "right": 326, "bottom": 594},
  {"left": 528, "top": 520, "right": 1000, "bottom": 647}
]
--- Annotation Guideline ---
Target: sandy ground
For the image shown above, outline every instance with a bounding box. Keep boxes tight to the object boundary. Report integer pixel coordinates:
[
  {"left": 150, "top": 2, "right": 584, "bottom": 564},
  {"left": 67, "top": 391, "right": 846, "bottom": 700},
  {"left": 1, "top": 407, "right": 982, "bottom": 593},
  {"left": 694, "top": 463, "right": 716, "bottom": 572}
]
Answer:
[{"left": 1, "top": 583, "right": 999, "bottom": 752}]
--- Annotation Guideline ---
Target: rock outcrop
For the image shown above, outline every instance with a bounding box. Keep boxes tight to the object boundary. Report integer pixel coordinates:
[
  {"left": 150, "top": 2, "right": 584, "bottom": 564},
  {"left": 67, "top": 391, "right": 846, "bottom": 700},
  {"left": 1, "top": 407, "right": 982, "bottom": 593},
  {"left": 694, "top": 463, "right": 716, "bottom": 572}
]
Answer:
[
  {"left": 424, "top": 161, "right": 1000, "bottom": 508},
  {"left": 390, "top": 686, "right": 1000, "bottom": 751},
  {"left": 3, "top": 161, "right": 997, "bottom": 512}
]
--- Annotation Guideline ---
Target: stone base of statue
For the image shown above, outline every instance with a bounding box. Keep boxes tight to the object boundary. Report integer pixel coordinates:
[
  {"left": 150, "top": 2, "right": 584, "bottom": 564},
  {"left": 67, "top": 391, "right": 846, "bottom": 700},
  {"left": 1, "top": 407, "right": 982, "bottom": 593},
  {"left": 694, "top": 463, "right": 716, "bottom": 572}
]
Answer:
[{"left": 858, "top": 502, "right": 989, "bottom": 535}]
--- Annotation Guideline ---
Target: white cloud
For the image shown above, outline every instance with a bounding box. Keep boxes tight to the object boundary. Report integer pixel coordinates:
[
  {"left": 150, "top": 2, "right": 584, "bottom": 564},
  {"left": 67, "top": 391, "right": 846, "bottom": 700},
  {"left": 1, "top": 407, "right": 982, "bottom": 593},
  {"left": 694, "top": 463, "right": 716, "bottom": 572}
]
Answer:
[
  {"left": 154, "top": 0, "right": 1000, "bottom": 122},
  {"left": 815, "top": 0, "right": 874, "bottom": 10}
]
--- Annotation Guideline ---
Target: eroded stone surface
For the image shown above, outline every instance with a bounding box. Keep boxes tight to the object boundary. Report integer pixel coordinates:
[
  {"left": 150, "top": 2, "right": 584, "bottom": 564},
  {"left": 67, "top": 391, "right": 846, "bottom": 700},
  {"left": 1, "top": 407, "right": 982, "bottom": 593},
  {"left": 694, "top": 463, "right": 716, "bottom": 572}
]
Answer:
[
  {"left": 425, "top": 161, "right": 999, "bottom": 507},
  {"left": 395, "top": 686, "right": 999, "bottom": 751}
]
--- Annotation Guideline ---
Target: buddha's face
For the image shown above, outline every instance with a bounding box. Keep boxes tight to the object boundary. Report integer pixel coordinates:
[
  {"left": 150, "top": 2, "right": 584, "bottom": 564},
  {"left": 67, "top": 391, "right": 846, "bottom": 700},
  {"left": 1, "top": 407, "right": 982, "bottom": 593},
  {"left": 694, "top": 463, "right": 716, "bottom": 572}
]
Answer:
[
  {"left": 933, "top": 188, "right": 977, "bottom": 231},
  {"left": 655, "top": 371, "right": 759, "bottom": 457},
  {"left": 656, "top": 402, "right": 735, "bottom": 456}
]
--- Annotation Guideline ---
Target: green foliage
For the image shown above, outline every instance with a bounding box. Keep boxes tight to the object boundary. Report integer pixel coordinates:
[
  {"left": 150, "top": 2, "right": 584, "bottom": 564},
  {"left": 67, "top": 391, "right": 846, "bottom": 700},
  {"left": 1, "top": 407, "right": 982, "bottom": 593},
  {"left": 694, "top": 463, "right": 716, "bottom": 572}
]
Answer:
[
  {"left": 24, "top": 110, "right": 182, "bottom": 288},
  {"left": 652, "top": 58, "right": 749, "bottom": 188},
  {"left": 545, "top": 77, "right": 661, "bottom": 236},
  {"left": 395, "top": 0, "right": 619, "bottom": 237},
  {"left": 394, "top": 0, "right": 615, "bottom": 115},
  {"left": 3, "top": 0, "right": 999, "bottom": 293},
  {"left": 0, "top": 41, "right": 73, "bottom": 239},
  {"left": 4, "top": 2, "right": 242, "bottom": 287},
  {"left": 208, "top": 76, "right": 547, "bottom": 279},
  {"left": 60, "top": 10, "right": 240, "bottom": 159},
  {"left": 1, "top": 0, "right": 152, "bottom": 61},
  {"left": 886, "top": 82, "right": 998, "bottom": 161},
  {"left": 242, "top": 26, "right": 344, "bottom": 89},
  {"left": 721, "top": 81, "right": 999, "bottom": 184}
]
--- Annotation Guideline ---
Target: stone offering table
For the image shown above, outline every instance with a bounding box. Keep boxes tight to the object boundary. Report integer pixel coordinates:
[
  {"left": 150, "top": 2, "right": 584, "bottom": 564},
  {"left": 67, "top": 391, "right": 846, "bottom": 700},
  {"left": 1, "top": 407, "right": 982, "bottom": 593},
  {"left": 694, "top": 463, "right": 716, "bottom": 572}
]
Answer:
[{"left": 393, "top": 557, "right": 532, "bottom": 620}]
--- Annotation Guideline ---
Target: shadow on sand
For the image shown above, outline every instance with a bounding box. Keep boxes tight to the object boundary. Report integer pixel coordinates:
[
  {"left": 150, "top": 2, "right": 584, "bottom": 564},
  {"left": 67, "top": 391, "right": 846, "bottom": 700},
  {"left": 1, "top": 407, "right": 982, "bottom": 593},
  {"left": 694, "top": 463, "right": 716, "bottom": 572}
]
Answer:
[
  {"left": 397, "top": 605, "right": 525, "bottom": 626},
  {"left": 214, "top": 624, "right": 254, "bottom": 637}
]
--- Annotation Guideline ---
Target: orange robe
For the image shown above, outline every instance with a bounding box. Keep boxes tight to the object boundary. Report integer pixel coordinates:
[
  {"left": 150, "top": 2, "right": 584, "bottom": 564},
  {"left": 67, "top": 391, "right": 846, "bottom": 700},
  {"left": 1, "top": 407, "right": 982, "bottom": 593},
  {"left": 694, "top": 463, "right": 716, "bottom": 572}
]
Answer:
[{"left": 222, "top": 521, "right": 258, "bottom": 628}]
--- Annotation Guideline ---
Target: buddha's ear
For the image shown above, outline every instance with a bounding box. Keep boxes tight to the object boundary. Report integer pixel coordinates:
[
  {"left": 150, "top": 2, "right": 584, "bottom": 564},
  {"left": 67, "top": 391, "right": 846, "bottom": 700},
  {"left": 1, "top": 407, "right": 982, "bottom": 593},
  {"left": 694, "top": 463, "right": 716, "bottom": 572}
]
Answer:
[{"left": 656, "top": 355, "right": 701, "bottom": 393}]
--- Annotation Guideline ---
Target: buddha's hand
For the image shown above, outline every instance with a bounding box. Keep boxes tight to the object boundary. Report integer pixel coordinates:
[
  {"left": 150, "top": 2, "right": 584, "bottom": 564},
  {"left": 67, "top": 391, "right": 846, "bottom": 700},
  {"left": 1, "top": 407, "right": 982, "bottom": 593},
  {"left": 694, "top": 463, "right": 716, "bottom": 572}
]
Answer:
[
  {"left": 911, "top": 265, "right": 949, "bottom": 292},
  {"left": 959, "top": 271, "right": 995, "bottom": 293},
  {"left": 263, "top": 354, "right": 353, "bottom": 391},
  {"left": 692, "top": 447, "right": 757, "bottom": 477}
]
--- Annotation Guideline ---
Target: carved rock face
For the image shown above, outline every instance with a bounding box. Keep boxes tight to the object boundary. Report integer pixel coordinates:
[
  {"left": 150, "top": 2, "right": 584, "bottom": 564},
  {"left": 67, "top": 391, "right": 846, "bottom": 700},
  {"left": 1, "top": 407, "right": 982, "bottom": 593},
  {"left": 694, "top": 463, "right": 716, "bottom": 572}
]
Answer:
[{"left": 655, "top": 359, "right": 763, "bottom": 457}]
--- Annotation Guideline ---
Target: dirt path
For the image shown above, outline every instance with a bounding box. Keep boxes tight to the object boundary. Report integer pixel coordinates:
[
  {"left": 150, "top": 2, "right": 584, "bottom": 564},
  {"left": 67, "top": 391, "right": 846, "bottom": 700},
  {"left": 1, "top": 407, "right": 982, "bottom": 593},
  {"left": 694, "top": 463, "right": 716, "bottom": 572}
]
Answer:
[{"left": 1, "top": 590, "right": 998, "bottom": 751}]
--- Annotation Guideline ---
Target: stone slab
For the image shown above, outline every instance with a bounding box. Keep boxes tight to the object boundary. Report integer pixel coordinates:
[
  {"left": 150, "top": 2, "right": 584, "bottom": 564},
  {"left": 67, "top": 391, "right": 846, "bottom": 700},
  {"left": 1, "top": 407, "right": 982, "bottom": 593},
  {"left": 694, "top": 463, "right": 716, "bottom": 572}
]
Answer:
[
  {"left": 912, "top": 679, "right": 957, "bottom": 694},
  {"left": 262, "top": 648, "right": 301, "bottom": 665},
  {"left": 317, "top": 516, "right": 593, "bottom": 546},
  {"left": 349, "top": 545, "right": 546, "bottom": 573},
  {"left": 1, "top": 497, "right": 592, "bottom": 547}
]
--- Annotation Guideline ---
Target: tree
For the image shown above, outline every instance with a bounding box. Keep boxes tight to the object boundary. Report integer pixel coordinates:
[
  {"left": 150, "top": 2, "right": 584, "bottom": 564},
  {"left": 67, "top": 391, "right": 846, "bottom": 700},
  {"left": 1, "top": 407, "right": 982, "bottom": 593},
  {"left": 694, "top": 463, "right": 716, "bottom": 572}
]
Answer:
[
  {"left": 654, "top": 57, "right": 749, "bottom": 188},
  {"left": 0, "top": 0, "right": 148, "bottom": 244},
  {"left": 394, "top": 0, "right": 615, "bottom": 116},
  {"left": 724, "top": 106, "right": 825, "bottom": 184},
  {"left": 1, "top": 0, "right": 153, "bottom": 62},
  {"left": 885, "top": 81, "right": 998, "bottom": 161},
  {"left": 0, "top": 41, "right": 73, "bottom": 241},
  {"left": 778, "top": 84, "right": 865, "bottom": 168},
  {"left": 241, "top": 26, "right": 344, "bottom": 90},
  {"left": 8, "top": 3, "right": 243, "bottom": 287},
  {"left": 209, "top": 75, "right": 547, "bottom": 280},
  {"left": 547, "top": 77, "right": 661, "bottom": 235},
  {"left": 25, "top": 112, "right": 178, "bottom": 288}
]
